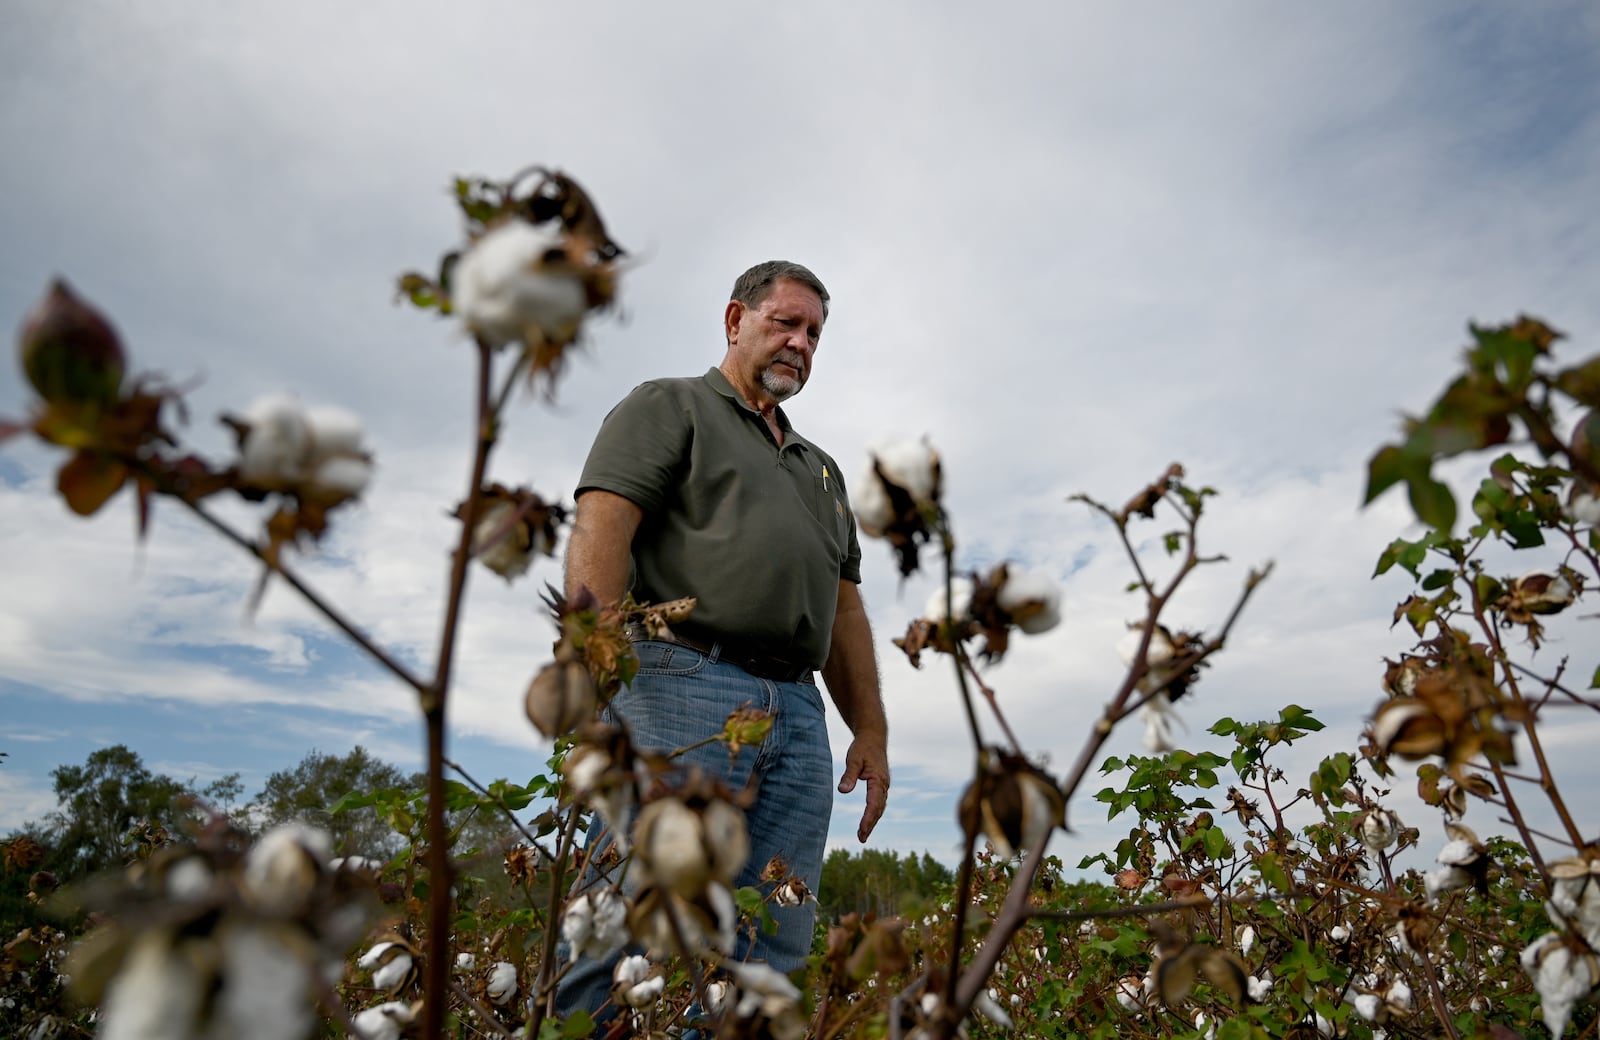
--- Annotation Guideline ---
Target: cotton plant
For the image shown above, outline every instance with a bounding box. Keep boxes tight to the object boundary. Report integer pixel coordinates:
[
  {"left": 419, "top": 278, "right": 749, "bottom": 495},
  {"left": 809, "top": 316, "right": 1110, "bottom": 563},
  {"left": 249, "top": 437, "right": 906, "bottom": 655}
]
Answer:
[{"left": 1, "top": 164, "right": 631, "bottom": 1040}]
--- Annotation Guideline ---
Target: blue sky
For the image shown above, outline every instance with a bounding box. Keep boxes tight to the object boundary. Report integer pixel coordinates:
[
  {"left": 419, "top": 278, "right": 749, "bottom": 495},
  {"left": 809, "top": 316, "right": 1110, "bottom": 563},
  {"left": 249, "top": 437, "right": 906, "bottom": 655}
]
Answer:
[{"left": 3, "top": 2, "right": 1599, "bottom": 870}]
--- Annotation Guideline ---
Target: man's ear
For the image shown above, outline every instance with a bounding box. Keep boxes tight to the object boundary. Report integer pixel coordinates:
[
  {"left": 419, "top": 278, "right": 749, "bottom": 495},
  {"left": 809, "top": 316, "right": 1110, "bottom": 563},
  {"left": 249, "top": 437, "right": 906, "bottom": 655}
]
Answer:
[{"left": 723, "top": 300, "right": 744, "bottom": 344}]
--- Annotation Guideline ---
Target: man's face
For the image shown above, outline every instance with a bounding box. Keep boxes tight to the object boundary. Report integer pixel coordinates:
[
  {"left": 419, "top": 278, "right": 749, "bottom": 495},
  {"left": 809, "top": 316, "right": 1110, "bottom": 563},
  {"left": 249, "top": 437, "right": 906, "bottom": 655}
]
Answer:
[{"left": 727, "top": 278, "right": 825, "bottom": 403}]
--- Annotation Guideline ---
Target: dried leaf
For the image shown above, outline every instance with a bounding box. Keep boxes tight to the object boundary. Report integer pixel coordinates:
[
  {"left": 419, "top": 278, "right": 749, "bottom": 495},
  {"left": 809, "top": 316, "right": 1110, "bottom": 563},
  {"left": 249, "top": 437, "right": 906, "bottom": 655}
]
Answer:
[{"left": 57, "top": 450, "right": 128, "bottom": 516}]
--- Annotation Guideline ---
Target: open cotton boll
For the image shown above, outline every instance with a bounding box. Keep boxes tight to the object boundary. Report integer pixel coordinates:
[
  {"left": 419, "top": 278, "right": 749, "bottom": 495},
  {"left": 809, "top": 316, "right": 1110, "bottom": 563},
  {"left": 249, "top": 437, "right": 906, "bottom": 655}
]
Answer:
[
  {"left": 849, "top": 465, "right": 894, "bottom": 537},
  {"left": 923, "top": 577, "right": 974, "bottom": 624},
  {"left": 352, "top": 1002, "right": 414, "bottom": 1040},
  {"left": 1117, "top": 626, "right": 1175, "bottom": 668},
  {"left": 486, "top": 961, "right": 517, "bottom": 1005},
  {"left": 453, "top": 221, "right": 588, "bottom": 347},
  {"left": 873, "top": 438, "right": 939, "bottom": 504},
  {"left": 98, "top": 932, "right": 207, "bottom": 1040},
  {"left": 997, "top": 568, "right": 1062, "bottom": 634},
  {"left": 239, "top": 395, "right": 312, "bottom": 483},
  {"left": 304, "top": 405, "right": 365, "bottom": 455}
]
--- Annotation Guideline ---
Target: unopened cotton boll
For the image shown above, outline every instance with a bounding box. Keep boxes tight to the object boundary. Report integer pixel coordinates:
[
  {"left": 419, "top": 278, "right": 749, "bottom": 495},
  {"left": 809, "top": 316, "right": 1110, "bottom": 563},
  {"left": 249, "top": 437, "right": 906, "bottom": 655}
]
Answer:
[{"left": 453, "top": 220, "right": 589, "bottom": 348}]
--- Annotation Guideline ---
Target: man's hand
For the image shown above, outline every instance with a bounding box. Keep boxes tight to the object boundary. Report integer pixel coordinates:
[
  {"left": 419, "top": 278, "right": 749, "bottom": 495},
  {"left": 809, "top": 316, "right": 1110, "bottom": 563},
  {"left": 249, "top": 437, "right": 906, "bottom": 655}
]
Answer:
[{"left": 838, "top": 731, "right": 890, "bottom": 842}]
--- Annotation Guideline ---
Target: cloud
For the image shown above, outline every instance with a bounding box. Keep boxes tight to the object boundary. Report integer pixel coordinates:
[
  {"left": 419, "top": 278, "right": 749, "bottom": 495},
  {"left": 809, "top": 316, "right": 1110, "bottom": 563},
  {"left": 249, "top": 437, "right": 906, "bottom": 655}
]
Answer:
[{"left": 2, "top": 2, "right": 1598, "bottom": 869}]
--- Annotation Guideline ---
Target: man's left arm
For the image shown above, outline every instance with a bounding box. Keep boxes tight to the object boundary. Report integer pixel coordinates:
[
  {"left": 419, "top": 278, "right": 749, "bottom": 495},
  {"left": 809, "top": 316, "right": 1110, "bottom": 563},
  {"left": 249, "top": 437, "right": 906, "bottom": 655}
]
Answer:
[{"left": 822, "top": 579, "right": 889, "bottom": 843}]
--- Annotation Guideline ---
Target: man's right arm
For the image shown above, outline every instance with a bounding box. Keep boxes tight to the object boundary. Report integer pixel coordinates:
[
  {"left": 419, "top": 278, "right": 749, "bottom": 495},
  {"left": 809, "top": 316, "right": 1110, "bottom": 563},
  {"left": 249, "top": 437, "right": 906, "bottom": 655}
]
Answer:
[{"left": 565, "top": 489, "right": 644, "bottom": 605}]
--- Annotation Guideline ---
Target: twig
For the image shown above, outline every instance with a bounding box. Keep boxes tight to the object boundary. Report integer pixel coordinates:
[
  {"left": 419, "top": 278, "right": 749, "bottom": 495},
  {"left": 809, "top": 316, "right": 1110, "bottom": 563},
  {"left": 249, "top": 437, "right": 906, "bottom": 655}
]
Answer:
[{"left": 450, "top": 981, "right": 517, "bottom": 1039}]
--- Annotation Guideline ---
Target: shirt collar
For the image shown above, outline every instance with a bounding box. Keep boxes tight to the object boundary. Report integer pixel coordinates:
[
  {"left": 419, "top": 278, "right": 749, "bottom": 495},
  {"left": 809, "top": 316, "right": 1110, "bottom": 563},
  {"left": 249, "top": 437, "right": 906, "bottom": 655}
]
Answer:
[{"left": 703, "top": 366, "right": 794, "bottom": 434}]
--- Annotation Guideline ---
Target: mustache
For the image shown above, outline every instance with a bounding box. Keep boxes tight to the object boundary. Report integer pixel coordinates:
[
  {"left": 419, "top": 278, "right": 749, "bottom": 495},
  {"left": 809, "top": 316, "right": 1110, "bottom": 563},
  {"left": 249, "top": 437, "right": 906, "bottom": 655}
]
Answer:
[{"left": 772, "top": 351, "right": 807, "bottom": 374}]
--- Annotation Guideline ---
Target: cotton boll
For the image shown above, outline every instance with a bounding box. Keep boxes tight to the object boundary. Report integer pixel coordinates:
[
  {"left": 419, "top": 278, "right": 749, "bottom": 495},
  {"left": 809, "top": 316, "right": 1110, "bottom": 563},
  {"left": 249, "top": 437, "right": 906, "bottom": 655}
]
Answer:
[
  {"left": 243, "top": 823, "right": 330, "bottom": 914},
  {"left": 923, "top": 577, "right": 974, "bottom": 625},
  {"left": 98, "top": 932, "right": 206, "bottom": 1040},
  {"left": 239, "top": 395, "right": 312, "bottom": 484},
  {"left": 351, "top": 1001, "right": 414, "bottom": 1040},
  {"left": 486, "top": 961, "right": 517, "bottom": 1005},
  {"left": 213, "top": 922, "right": 316, "bottom": 1040},
  {"left": 996, "top": 568, "right": 1061, "bottom": 635},
  {"left": 453, "top": 221, "right": 588, "bottom": 347},
  {"left": 305, "top": 405, "right": 365, "bottom": 456},
  {"left": 873, "top": 439, "right": 940, "bottom": 505},
  {"left": 849, "top": 465, "right": 894, "bottom": 537}
]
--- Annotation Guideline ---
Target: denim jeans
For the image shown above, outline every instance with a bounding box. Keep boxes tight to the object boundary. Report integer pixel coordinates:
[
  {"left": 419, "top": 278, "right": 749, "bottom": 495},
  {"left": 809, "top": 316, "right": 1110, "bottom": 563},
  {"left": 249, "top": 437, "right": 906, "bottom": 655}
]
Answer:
[{"left": 553, "top": 639, "right": 834, "bottom": 1022}]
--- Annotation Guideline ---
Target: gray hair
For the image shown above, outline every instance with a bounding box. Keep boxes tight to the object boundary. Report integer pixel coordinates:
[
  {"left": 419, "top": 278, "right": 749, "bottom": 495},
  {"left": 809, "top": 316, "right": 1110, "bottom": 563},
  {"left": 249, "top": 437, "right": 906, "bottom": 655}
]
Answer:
[{"left": 730, "top": 260, "right": 830, "bottom": 321}]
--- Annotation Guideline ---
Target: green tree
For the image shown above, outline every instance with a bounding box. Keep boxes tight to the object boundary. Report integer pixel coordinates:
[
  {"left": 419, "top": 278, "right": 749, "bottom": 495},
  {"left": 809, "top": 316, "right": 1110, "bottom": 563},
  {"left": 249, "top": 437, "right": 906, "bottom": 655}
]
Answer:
[
  {"left": 42, "top": 745, "right": 219, "bottom": 879},
  {"left": 251, "top": 746, "right": 415, "bottom": 859},
  {"left": 818, "top": 847, "right": 954, "bottom": 920}
]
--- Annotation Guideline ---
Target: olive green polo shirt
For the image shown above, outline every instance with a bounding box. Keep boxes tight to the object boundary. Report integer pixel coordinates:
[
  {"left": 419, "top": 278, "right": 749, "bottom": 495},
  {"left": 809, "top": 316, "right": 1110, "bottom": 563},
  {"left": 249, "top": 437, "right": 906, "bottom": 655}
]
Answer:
[{"left": 576, "top": 367, "right": 861, "bottom": 669}]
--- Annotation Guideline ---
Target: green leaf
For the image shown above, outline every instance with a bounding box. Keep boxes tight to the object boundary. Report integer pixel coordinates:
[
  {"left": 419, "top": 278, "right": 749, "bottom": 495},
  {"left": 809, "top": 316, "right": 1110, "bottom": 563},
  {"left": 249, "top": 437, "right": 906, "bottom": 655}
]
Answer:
[
  {"left": 1408, "top": 474, "right": 1458, "bottom": 532},
  {"left": 1279, "top": 705, "right": 1325, "bottom": 732},
  {"left": 1364, "top": 445, "right": 1412, "bottom": 505},
  {"left": 1203, "top": 826, "right": 1229, "bottom": 860},
  {"left": 1163, "top": 531, "right": 1182, "bottom": 555},
  {"left": 1255, "top": 851, "right": 1291, "bottom": 893},
  {"left": 1420, "top": 568, "right": 1454, "bottom": 591},
  {"left": 1591, "top": 663, "right": 1600, "bottom": 690}
]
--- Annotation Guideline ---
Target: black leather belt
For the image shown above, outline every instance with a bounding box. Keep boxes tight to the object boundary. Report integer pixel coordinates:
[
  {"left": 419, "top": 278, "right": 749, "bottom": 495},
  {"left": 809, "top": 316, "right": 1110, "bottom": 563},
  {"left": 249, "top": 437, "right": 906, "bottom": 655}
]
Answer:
[{"left": 628, "top": 624, "right": 814, "bottom": 683}]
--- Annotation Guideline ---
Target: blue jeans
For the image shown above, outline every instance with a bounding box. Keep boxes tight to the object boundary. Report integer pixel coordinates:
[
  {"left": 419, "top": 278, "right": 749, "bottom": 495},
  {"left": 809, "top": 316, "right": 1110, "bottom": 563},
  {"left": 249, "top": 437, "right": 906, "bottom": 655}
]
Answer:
[{"left": 553, "top": 640, "right": 834, "bottom": 1021}]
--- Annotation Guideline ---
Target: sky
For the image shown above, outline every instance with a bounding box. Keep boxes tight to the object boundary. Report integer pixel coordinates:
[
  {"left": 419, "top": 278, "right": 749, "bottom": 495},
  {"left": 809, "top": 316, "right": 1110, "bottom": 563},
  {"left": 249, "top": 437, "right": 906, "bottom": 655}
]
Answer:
[{"left": 2, "top": 3, "right": 1599, "bottom": 875}]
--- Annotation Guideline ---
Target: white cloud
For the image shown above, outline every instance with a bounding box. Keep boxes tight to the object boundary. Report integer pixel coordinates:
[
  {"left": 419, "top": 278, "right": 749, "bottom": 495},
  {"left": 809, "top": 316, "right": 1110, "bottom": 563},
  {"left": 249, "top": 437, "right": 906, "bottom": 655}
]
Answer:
[{"left": 2, "top": 2, "right": 1597, "bottom": 869}]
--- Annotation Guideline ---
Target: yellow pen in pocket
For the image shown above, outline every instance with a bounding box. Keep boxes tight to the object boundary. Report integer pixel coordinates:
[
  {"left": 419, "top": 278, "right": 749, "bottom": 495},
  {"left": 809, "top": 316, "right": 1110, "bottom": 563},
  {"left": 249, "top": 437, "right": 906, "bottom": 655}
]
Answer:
[{"left": 822, "top": 465, "right": 830, "bottom": 491}]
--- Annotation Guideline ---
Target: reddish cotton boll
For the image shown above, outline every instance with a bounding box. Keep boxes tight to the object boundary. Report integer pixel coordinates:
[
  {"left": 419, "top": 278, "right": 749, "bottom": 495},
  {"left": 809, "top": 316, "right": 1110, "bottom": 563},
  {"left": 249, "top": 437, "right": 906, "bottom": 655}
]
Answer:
[
  {"left": 17, "top": 279, "right": 126, "bottom": 411},
  {"left": 453, "top": 220, "right": 589, "bottom": 348}
]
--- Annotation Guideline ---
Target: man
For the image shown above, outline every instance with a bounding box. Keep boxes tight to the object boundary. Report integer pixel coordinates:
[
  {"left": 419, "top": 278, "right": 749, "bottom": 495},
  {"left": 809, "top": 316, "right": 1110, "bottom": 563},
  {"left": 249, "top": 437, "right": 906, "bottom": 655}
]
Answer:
[{"left": 556, "top": 260, "right": 889, "bottom": 1013}]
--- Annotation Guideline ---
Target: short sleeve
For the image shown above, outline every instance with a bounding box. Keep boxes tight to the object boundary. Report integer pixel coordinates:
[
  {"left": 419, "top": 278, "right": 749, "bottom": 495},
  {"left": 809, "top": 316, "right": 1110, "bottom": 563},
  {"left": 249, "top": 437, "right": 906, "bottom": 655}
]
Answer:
[{"left": 576, "top": 382, "right": 691, "bottom": 513}]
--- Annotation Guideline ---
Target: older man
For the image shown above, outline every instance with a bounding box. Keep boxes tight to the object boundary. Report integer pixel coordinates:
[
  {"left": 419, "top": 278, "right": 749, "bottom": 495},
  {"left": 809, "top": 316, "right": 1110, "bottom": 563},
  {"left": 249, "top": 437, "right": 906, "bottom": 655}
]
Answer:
[{"left": 557, "top": 260, "right": 889, "bottom": 1011}]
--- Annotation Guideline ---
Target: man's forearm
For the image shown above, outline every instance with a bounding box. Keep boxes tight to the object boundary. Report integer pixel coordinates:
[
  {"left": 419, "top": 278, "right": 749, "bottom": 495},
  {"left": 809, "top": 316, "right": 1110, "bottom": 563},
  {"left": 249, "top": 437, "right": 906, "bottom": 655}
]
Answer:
[
  {"left": 822, "top": 582, "right": 886, "bottom": 737},
  {"left": 565, "top": 490, "right": 644, "bottom": 606}
]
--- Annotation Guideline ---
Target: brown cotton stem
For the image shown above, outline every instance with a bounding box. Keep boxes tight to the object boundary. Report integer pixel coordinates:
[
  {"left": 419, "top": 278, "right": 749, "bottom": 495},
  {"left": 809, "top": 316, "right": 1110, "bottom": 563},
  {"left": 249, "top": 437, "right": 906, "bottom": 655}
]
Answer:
[{"left": 420, "top": 337, "right": 498, "bottom": 1040}]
